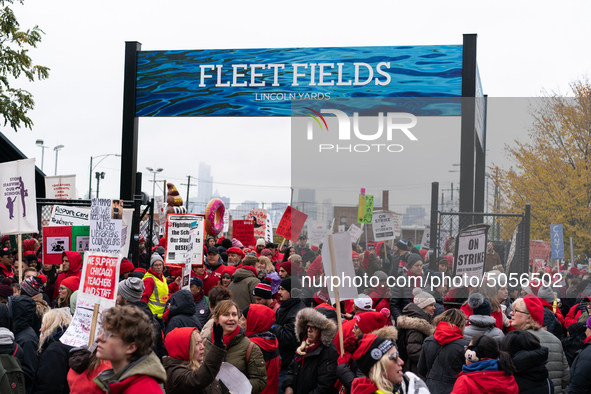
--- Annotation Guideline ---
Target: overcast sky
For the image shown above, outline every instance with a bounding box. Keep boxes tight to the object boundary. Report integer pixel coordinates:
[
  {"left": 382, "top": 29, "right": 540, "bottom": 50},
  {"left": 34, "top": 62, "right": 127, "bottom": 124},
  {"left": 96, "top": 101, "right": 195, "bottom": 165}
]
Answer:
[{"left": 4, "top": 0, "right": 590, "bottom": 211}]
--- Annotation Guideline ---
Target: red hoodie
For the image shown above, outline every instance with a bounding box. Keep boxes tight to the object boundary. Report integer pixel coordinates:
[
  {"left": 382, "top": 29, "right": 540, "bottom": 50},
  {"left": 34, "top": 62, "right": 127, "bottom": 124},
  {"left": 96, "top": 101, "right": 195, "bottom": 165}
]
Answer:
[
  {"left": 434, "top": 321, "right": 463, "bottom": 345},
  {"left": 246, "top": 305, "right": 279, "bottom": 394},
  {"left": 165, "top": 326, "right": 196, "bottom": 360},
  {"left": 451, "top": 369, "right": 518, "bottom": 394},
  {"left": 351, "top": 377, "right": 380, "bottom": 394},
  {"left": 53, "top": 251, "right": 83, "bottom": 301}
]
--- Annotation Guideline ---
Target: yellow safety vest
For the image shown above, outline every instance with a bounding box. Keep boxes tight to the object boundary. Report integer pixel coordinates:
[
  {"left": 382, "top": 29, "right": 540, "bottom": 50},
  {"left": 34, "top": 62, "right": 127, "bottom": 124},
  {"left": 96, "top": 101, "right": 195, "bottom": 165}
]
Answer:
[{"left": 143, "top": 272, "right": 169, "bottom": 319}]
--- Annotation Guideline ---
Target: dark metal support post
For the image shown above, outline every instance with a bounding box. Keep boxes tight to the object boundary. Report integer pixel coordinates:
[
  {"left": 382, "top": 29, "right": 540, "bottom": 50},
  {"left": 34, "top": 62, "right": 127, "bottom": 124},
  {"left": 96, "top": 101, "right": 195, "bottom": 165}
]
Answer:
[
  {"left": 130, "top": 172, "right": 142, "bottom": 265},
  {"left": 147, "top": 198, "right": 155, "bottom": 260},
  {"left": 460, "top": 34, "right": 477, "bottom": 215},
  {"left": 524, "top": 204, "right": 531, "bottom": 273},
  {"left": 430, "top": 182, "right": 439, "bottom": 266},
  {"left": 474, "top": 94, "right": 488, "bottom": 217},
  {"left": 120, "top": 41, "right": 141, "bottom": 201}
]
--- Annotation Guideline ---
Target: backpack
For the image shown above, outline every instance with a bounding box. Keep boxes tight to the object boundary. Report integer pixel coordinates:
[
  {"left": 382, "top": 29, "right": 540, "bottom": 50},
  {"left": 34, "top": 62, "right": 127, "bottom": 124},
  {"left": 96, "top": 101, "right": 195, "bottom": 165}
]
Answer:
[
  {"left": 396, "top": 328, "right": 409, "bottom": 363},
  {"left": 0, "top": 344, "right": 26, "bottom": 394}
]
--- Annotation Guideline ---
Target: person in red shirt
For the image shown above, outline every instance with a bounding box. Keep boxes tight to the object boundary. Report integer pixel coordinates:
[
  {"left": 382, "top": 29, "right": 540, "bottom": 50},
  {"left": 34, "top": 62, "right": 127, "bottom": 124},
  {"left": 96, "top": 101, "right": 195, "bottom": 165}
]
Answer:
[
  {"left": 94, "top": 305, "right": 167, "bottom": 393},
  {"left": 190, "top": 264, "right": 219, "bottom": 296}
]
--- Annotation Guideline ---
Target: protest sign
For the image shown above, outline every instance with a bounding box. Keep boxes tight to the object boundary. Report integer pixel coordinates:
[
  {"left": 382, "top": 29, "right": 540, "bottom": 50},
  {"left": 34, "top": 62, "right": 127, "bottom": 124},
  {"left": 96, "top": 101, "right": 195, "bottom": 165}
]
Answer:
[
  {"left": 358, "top": 195, "right": 374, "bottom": 224},
  {"left": 60, "top": 295, "right": 114, "bottom": 348},
  {"left": 49, "top": 205, "right": 89, "bottom": 226},
  {"left": 534, "top": 259, "right": 545, "bottom": 270},
  {"left": 338, "top": 225, "right": 345, "bottom": 233},
  {"left": 44, "top": 175, "right": 77, "bottom": 199},
  {"left": 349, "top": 224, "right": 363, "bottom": 243},
  {"left": 453, "top": 224, "right": 490, "bottom": 279},
  {"left": 233, "top": 220, "right": 256, "bottom": 249},
  {"left": 420, "top": 225, "right": 449, "bottom": 254},
  {"left": 392, "top": 213, "right": 403, "bottom": 237},
  {"left": 185, "top": 216, "right": 205, "bottom": 266},
  {"left": 276, "top": 206, "right": 308, "bottom": 241},
  {"left": 265, "top": 214, "right": 273, "bottom": 242},
  {"left": 309, "top": 220, "right": 331, "bottom": 247},
  {"left": 79, "top": 251, "right": 121, "bottom": 302},
  {"left": 155, "top": 195, "right": 166, "bottom": 229},
  {"left": 530, "top": 240, "right": 552, "bottom": 261},
  {"left": 71, "top": 226, "right": 90, "bottom": 256},
  {"left": 222, "top": 209, "right": 230, "bottom": 233},
  {"left": 42, "top": 226, "right": 72, "bottom": 265},
  {"left": 319, "top": 232, "right": 359, "bottom": 301},
  {"left": 89, "top": 199, "right": 122, "bottom": 254},
  {"left": 165, "top": 214, "right": 198, "bottom": 267},
  {"left": 372, "top": 211, "right": 395, "bottom": 241},
  {"left": 247, "top": 208, "right": 268, "bottom": 239},
  {"left": 506, "top": 227, "right": 518, "bottom": 272},
  {"left": 550, "top": 224, "right": 565, "bottom": 260},
  {"left": 0, "top": 158, "right": 38, "bottom": 234}
]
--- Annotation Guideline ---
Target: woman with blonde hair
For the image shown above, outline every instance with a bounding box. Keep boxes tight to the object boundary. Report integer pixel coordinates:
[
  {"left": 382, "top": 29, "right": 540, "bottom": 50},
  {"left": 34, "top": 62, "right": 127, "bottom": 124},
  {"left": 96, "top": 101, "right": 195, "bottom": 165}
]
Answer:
[
  {"left": 202, "top": 299, "right": 267, "bottom": 394},
  {"left": 350, "top": 333, "right": 428, "bottom": 394},
  {"left": 33, "top": 309, "right": 73, "bottom": 394},
  {"left": 163, "top": 325, "right": 227, "bottom": 394},
  {"left": 418, "top": 308, "right": 469, "bottom": 393},
  {"left": 510, "top": 295, "right": 570, "bottom": 392}
]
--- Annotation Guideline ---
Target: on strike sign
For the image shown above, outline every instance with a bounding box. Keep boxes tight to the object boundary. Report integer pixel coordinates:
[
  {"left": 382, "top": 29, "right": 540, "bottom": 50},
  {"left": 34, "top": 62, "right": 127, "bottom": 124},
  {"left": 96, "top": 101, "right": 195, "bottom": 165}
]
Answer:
[{"left": 80, "top": 251, "right": 121, "bottom": 302}]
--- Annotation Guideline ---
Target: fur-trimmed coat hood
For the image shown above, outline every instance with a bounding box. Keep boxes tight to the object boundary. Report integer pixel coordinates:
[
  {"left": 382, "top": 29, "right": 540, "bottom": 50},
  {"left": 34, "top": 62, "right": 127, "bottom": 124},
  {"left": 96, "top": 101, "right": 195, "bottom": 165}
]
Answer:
[
  {"left": 397, "top": 303, "right": 434, "bottom": 337},
  {"left": 371, "top": 325, "right": 398, "bottom": 341},
  {"left": 295, "top": 307, "right": 337, "bottom": 346}
]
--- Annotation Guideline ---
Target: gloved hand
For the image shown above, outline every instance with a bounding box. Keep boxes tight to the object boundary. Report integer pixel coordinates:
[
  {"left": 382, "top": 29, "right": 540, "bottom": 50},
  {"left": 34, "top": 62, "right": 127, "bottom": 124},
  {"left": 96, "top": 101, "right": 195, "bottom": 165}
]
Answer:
[
  {"left": 213, "top": 323, "right": 225, "bottom": 348},
  {"left": 337, "top": 353, "right": 351, "bottom": 366}
]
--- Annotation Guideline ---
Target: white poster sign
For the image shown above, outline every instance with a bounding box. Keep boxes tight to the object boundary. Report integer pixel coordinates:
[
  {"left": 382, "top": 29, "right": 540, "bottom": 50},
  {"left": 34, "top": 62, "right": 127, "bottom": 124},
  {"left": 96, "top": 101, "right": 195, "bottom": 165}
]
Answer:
[
  {"left": 0, "top": 158, "right": 38, "bottom": 234},
  {"left": 45, "top": 174, "right": 77, "bottom": 199},
  {"left": 165, "top": 214, "right": 198, "bottom": 266},
  {"left": 320, "top": 232, "right": 359, "bottom": 301},
  {"left": 222, "top": 209, "right": 230, "bottom": 233},
  {"left": 421, "top": 225, "right": 449, "bottom": 254},
  {"left": 372, "top": 211, "right": 395, "bottom": 241},
  {"left": 185, "top": 216, "right": 205, "bottom": 266},
  {"left": 392, "top": 213, "right": 403, "bottom": 237},
  {"left": 247, "top": 208, "right": 267, "bottom": 239},
  {"left": 454, "top": 224, "right": 489, "bottom": 280},
  {"left": 338, "top": 225, "right": 345, "bottom": 233},
  {"left": 349, "top": 224, "right": 363, "bottom": 242},
  {"left": 265, "top": 214, "right": 273, "bottom": 242},
  {"left": 89, "top": 199, "right": 122, "bottom": 254},
  {"left": 49, "top": 205, "right": 90, "bottom": 226},
  {"left": 60, "top": 294, "right": 115, "bottom": 348},
  {"left": 309, "top": 220, "right": 331, "bottom": 247}
]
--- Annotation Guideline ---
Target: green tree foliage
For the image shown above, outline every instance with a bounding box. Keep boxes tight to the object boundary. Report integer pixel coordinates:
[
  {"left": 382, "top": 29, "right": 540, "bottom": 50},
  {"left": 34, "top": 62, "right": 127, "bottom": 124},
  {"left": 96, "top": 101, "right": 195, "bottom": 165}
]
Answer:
[
  {"left": 0, "top": 0, "right": 49, "bottom": 131},
  {"left": 496, "top": 79, "right": 591, "bottom": 258}
]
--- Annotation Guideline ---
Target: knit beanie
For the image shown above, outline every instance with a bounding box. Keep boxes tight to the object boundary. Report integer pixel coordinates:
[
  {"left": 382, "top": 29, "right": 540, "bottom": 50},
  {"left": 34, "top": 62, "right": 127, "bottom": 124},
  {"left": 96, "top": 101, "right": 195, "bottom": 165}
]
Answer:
[
  {"left": 354, "top": 309, "right": 390, "bottom": 333},
  {"left": 155, "top": 246, "right": 165, "bottom": 257},
  {"left": 281, "top": 277, "right": 293, "bottom": 293},
  {"left": 537, "top": 286, "right": 556, "bottom": 304},
  {"left": 352, "top": 251, "right": 360, "bottom": 260},
  {"left": 468, "top": 293, "right": 492, "bottom": 316},
  {"left": 373, "top": 271, "right": 388, "bottom": 283},
  {"left": 261, "top": 249, "right": 273, "bottom": 257},
  {"left": 523, "top": 294, "right": 545, "bottom": 326},
  {"left": 61, "top": 276, "right": 80, "bottom": 292},
  {"left": 118, "top": 277, "right": 144, "bottom": 303},
  {"left": 406, "top": 253, "right": 423, "bottom": 272},
  {"left": 21, "top": 277, "right": 43, "bottom": 297},
  {"left": 150, "top": 253, "right": 164, "bottom": 267},
  {"left": 120, "top": 259, "right": 135, "bottom": 274},
  {"left": 256, "top": 238, "right": 265, "bottom": 247},
  {"left": 349, "top": 334, "right": 395, "bottom": 376},
  {"left": 0, "top": 278, "right": 12, "bottom": 298},
  {"left": 253, "top": 278, "right": 272, "bottom": 299},
  {"left": 221, "top": 238, "right": 233, "bottom": 250},
  {"left": 37, "top": 274, "right": 47, "bottom": 285},
  {"left": 567, "top": 322, "right": 587, "bottom": 338},
  {"left": 414, "top": 291, "right": 436, "bottom": 310},
  {"left": 190, "top": 277, "right": 203, "bottom": 288},
  {"left": 232, "top": 238, "right": 244, "bottom": 248},
  {"left": 396, "top": 239, "right": 408, "bottom": 251}
]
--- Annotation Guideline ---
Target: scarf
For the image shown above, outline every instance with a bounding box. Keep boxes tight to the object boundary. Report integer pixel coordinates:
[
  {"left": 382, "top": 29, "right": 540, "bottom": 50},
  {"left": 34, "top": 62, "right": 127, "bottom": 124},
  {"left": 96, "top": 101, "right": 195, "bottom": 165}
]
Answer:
[
  {"left": 585, "top": 336, "right": 591, "bottom": 344},
  {"left": 462, "top": 358, "right": 499, "bottom": 373},
  {"left": 0, "top": 264, "right": 13, "bottom": 279},
  {"left": 212, "top": 325, "right": 241, "bottom": 347},
  {"left": 241, "top": 265, "right": 258, "bottom": 277},
  {"left": 0, "top": 327, "right": 14, "bottom": 345},
  {"left": 193, "top": 291, "right": 204, "bottom": 302},
  {"left": 294, "top": 337, "right": 322, "bottom": 362}
]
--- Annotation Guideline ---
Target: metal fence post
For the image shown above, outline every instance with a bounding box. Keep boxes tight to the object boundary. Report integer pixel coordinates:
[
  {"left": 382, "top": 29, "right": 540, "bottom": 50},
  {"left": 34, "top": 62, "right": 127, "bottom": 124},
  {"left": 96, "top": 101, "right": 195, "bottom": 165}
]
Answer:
[
  {"left": 524, "top": 204, "right": 531, "bottom": 274},
  {"left": 430, "top": 182, "right": 439, "bottom": 266}
]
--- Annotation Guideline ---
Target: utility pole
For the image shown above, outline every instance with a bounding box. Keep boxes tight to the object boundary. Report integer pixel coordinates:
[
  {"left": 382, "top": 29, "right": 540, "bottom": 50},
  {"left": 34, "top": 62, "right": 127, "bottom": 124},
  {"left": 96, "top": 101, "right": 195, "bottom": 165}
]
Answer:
[{"left": 181, "top": 175, "right": 199, "bottom": 212}]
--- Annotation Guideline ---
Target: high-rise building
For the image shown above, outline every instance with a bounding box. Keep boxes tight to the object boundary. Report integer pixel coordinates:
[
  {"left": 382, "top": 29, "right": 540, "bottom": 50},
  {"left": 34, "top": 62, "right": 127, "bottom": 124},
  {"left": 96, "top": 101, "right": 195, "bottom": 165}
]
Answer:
[{"left": 197, "top": 162, "right": 213, "bottom": 203}]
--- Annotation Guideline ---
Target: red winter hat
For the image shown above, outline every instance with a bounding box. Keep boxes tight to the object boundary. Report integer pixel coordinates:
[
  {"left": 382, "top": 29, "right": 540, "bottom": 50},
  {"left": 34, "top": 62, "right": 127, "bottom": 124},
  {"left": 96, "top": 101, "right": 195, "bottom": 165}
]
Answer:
[
  {"left": 523, "top": 294, "right": 545, "bottom": 326},
  {"left": 226, "top": 247, "right": 245, "bottom": 259},
  {"left": 307, "top": 256, "right": 324, "bottom": 278},
  {"left": 159, "top": 237, "right": 167, "bottom": 247},
  {"left": 354, "top": 309, "right": 390, "bottom": 333},
  {"left": 313, "top": 287, "right": 330, "bottom": 305},
  {"left": 419, "top": 249, "right": 428, "bottom": 259},
  {"left": 23, "top": 250, "right": 36, "bottom": 258},
  {"left": 352, "top": 251, "right": 360, "bottom": 259},
  {"left": 445, "top": 255, "right": 453, "bottom": 267},
  {"left": 37, "top": 274, "right": 47, "bottom": 285},
  {"left": 570, "top": 267, "right": 580, "bottom": 276},
  {"left": 133, "top": 268, "right": 147, "bottom": 274},
  {"left": 311, "top": 245, "right": 319, "bottom": 252},
  {"left": 120, "top": 259, "right": 135, "bottom": 274},
  {"left": 61, "top": 276, "right": 80, "bottom": 292}
]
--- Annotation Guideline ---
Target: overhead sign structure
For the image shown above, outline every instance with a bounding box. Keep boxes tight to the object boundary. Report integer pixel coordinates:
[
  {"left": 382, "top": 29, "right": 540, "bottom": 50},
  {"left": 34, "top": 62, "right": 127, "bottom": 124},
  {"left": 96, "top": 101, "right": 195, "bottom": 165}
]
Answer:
[{"left": 550, "top": 225, "right": 565, "bottom": 260}]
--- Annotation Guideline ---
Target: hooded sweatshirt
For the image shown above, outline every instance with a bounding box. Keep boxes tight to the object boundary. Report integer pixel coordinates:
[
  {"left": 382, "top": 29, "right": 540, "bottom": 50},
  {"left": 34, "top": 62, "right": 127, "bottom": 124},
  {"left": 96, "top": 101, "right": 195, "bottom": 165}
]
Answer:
[
  {"left": 164, "top": 290, "right": 201, "bottom": 336},
  {"left": 53, "top": 251, "right": 83, "bottom": 301},
  {"left": 10, "top": 295, "right": 38, "bottom": 393},
  {"left": 246, "top": 305, "right": 280, "bottom": 394},
  {"left": 452, "top": 359, "right": 519, "bottom": 394}
]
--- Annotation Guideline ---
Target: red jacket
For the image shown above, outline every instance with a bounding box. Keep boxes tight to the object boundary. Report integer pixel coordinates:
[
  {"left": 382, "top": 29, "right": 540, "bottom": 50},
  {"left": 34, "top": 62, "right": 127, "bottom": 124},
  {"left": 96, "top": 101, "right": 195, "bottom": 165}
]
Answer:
[
  {"left": 53, "top": 251, "right": 83, "bottom": 301},
  {"left": 565, "top": 301, "right": 587, "bottom": 328},
  {"left": 451, "top": 370, "right": 519, "bottom": 394},
  {"left": 351, "top": 378, "right": 379, "bottom": 394},
  {"left": 368, "top": 286, "right": 389, "bottom": 312},
  {"left": 107, "top": 374, "right": 163, "bottom": 394},
  {"left": 245, "top": 305, "right": 280, "bottom": 394},
  {"left": 189, "top": 270, "right": 219, "bottom": 296},
  {"left": 67, "top": 360, "right": 111, "bottom": 394}
]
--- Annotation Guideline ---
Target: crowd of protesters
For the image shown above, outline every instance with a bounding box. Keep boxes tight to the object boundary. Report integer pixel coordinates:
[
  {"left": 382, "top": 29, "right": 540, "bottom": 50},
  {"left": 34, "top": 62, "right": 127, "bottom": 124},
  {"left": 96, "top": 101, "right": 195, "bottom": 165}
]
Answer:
[{"left": 0, "top": 232, "right": 591, "bottom": 393}]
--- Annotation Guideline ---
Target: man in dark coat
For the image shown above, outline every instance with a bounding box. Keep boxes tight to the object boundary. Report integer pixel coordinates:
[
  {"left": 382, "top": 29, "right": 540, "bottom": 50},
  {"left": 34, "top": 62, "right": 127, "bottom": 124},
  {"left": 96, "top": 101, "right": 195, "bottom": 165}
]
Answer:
[
  {"left": 116, "top": 277, "right": 167, "bottom": 360},
  {"left": 282, "top": 307, "right": 339, "bottom": 394},
  {"left": 189, "top": 277, "right": 210, "bottom": 330},
  {"left": 164, "top": 289, "right": 200, "bottom": 336},
  {"left": 271, "top": 278, "right": 306, "bottom": 390},
  {"left": 566, "top": 317, "right": 591, "bottom": 393},
  {"left": 9, "top": 295, "right": 38, "bottom": 393},
  {"left": 390, "top": 253, "right": 424, "bottom": 322}
]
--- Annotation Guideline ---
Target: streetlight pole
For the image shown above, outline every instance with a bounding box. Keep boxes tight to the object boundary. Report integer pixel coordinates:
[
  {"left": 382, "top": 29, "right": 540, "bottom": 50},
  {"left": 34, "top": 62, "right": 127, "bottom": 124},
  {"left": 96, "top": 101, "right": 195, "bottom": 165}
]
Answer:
[
  {"left": 95, "top": 172, "right": 105, "bottom": 198},
  {"left": 53, "top": 145, "right": 64, "bottom": 175},
  {"left": 35, "top": 140, "right": 48, "bottom": 172},
  {"left": 89, "top": 154, "right": 120, "bottom": 199},
  {"left": 146, "top": 167, "right": 164, "bottom": 198}
]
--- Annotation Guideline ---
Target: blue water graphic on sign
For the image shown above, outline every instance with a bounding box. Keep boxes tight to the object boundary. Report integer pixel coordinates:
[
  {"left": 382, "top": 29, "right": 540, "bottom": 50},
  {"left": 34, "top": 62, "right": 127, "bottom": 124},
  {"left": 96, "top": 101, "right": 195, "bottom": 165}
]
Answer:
[
  {"left": 135, "top": 45, "right": 463, "bottom": 117},
  {"left": 550, "top": 224, "right": 564, "bottom": 260}
]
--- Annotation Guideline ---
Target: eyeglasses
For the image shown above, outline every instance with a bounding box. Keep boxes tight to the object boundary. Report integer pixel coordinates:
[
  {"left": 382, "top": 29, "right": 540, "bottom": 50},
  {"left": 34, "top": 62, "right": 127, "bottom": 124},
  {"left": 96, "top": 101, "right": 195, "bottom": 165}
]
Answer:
[
  {"left": 96, "top": 325, "right": 119, "bottom": 341},
  {"left": 387, "top": 352, "right": 400, "bottom": 362},
  {"left": 306, "top": 325, "right": 319, "bottom": 331},
  {"left": 513, "top": 308, "right": 530, "bottom": 315}
]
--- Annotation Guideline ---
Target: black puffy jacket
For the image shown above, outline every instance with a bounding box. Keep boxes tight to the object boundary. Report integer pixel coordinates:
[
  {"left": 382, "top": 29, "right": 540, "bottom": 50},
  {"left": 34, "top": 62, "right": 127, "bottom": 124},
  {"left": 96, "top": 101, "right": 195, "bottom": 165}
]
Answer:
[
  {"left": 271, "top": 298, "right": 306, "bottom": 370},
  {"left": 282, "top": 342, "right": 339, "bottom": 394},
  {"left": 512, "top": 347, "right": 555, "bottom": 394},
  {"left": 33, "top": 327, "right": 73, "bottom": 394},
  {"left": 165, "top": 290, "right": 200, "bottom": 336},
  {"left": 10, "top": 295, "right": 38, "bottom": 394},
  {"left": 543, "top": 308, "right": 563, "bottom": 339},
  {"left": 129, "top": 300, "right": 167, "bottom": 359},
  {"left": 567, "top": 341, "right": 591, "bottom": 394}
]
